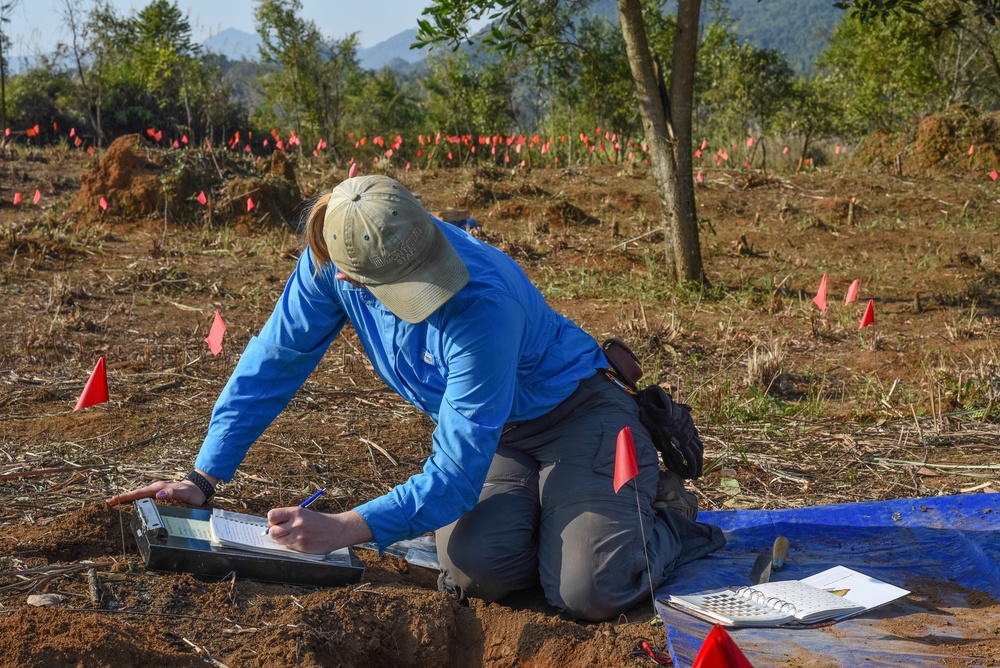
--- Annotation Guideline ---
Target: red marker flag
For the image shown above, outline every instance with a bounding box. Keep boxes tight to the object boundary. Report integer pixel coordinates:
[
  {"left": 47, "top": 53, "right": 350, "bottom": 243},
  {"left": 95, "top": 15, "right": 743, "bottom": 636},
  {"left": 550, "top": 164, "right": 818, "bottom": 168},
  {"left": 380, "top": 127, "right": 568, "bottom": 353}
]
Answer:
[
  {"left": 968, "top": 144, "right": 975, "bottom": 156},
  {"left": 12, "top": 192, "right": 20, "bottom": 205},
  {"left": 692, "top": 625, "right": 754, "bottom": 668},
  {"left": 74, "top": 357, "right": 109, "bottom": 411},
  {"left": 782, "top": 146, "right": 789, "bottom": 155},
  {"left": 836, "top": 145, "right": 842, "bottom": 155},
  {"left": 813, "top": 274, "right": 828, "bottom": 312},
  {"left": 697, "top": 170, "right": 704, "bottom": 184},
  {"left": 205, "top": 310, "right": 227, "bottom": 356},
  {"left": 99, "top": 196, "right": 108, "bottom": 211},
  {"left": 349, "top": 163, "right": 359, "bottom": 178},
  {"left": 196, "top": 190, "right": 207, "bottom": 206},
  {"left": 845, "top": 279, "right": 859, "bottom": 305},
  {"left": 246, "top": 197, "right": 255, "bottom": 212},
  {"left": 614, "top": 427, "right": 639, "bottom": 493},
  {"left": 33, "top": 189, "right": 41, "bottom": 204},
  {"left": 859, "top": 299, "right": 875, "bottom": 329},
  {"left": 991, "top": 169, "right": 998, "bottom": 181}
]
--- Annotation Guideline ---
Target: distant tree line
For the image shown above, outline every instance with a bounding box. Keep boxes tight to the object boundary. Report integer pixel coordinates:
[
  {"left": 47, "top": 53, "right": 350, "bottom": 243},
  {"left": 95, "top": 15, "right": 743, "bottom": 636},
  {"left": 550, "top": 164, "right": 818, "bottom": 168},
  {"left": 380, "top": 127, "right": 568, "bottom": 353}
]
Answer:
[{"left": 1, "top": 0, "right": 999, "bottom": 163}]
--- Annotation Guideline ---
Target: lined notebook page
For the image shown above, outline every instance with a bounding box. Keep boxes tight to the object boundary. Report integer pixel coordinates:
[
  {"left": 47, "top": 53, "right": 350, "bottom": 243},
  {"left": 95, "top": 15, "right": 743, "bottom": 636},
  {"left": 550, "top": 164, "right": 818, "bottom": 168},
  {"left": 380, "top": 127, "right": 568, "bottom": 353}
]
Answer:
[{"left": 209, "top": 509, "right": 330, "bottom": 562}]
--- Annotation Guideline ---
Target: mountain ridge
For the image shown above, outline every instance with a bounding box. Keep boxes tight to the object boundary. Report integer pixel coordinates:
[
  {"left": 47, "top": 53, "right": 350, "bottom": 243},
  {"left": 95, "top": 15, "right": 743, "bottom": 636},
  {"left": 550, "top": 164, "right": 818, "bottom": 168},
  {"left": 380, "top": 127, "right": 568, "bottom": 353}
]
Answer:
[{"left": 200, "top": 1, "right": 844, "bottom": 74}]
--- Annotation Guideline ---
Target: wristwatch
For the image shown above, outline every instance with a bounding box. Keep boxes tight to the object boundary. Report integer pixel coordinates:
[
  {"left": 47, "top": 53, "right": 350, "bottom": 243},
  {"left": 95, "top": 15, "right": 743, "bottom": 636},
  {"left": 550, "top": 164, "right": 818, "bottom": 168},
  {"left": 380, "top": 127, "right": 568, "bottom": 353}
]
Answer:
[{"left": 184, "top": 469, "right": 216, "bottom": 505}]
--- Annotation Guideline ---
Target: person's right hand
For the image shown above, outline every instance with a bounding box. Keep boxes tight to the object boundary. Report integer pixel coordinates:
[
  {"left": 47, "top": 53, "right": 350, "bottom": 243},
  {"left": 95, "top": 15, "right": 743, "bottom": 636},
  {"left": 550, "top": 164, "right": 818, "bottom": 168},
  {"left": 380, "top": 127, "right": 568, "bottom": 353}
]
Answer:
[{"left": 106, "top": 479, "right": 207, "bottom": 507}]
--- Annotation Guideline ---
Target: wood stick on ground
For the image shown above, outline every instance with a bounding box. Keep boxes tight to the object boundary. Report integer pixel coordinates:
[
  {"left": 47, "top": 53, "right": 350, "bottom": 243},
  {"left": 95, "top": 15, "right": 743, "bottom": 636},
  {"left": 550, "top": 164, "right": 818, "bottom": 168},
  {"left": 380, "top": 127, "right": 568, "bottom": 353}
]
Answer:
[{"left": 182, "top": 638, "right": 232, "bottom": 668}]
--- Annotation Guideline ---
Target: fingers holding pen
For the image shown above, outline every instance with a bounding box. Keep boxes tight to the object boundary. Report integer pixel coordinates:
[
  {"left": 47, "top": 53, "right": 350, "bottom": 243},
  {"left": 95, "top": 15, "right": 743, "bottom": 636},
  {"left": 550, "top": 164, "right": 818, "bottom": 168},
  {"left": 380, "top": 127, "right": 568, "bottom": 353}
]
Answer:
[{"left": 265, "top": 507, "right": 337, "bottom": 554}]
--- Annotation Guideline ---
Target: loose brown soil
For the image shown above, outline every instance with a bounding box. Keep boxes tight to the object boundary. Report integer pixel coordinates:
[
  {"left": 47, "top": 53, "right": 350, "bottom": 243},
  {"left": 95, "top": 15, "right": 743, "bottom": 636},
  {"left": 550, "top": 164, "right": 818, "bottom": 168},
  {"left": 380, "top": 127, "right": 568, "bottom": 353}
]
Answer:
[{"left": 2, "top": 125, "right": 1000, "bottom": 666}]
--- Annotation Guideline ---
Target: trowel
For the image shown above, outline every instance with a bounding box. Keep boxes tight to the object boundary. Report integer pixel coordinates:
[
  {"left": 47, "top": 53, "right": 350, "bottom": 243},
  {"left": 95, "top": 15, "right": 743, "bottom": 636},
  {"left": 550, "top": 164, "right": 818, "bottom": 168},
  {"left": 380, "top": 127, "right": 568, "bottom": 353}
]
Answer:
[{"left": 748, "top": 535, "right": 790, "bottom": 584}]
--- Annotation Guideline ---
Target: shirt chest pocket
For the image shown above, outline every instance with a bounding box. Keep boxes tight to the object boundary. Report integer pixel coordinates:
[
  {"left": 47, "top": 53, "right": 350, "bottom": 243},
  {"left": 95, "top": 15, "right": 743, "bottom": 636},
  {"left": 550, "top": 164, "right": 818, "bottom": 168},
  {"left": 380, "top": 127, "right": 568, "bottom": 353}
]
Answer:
[{"left": 395, "top": 338, "right": 446, "bottom": 389}]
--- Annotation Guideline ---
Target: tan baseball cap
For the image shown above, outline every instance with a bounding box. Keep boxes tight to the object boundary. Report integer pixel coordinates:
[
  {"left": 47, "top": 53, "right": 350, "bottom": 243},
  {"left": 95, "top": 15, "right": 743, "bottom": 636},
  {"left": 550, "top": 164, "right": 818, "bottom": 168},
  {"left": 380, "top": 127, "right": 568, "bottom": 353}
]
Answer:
[{"left": 323, "top": 175, "right": 470, "bottom": 323}]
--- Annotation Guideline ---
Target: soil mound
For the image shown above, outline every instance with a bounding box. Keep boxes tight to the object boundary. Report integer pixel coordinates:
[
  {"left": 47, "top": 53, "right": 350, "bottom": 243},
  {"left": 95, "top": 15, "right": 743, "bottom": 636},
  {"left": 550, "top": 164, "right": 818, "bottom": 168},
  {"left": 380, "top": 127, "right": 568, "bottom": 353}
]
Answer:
[
  {"left": 0, "top": 607, "right": 192, "bottom": 668},
  {"left": 854, "top": 102, "right": 1000, "bottom": 176},
  {"left": 72, "top": 135, "right": 302, "bottom": 228},
  {"left": 74, "top": 134, "right": 162, "bottom": 221}
]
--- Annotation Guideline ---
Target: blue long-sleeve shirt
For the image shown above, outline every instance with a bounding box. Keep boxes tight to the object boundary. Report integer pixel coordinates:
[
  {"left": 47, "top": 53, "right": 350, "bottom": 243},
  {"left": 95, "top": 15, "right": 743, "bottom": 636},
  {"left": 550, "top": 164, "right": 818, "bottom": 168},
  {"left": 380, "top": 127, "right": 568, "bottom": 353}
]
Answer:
[{"left": 194, "top": 220, "right": 607, "bottom": 549}]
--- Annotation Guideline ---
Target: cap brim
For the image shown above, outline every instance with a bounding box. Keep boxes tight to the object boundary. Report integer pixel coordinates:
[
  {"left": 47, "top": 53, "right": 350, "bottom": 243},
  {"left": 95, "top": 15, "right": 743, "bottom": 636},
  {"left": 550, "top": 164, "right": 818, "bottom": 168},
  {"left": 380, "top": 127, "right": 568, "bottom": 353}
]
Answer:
[{"left": 366, "top": 228, "right": 470, "bottom": 323}]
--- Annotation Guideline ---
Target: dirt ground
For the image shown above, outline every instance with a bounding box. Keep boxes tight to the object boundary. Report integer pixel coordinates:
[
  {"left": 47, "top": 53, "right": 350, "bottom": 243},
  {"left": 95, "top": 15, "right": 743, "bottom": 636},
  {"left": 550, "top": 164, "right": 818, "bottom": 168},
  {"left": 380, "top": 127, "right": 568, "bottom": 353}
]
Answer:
[{"left": 2, "top": 132, "right": 1000, "bottom": 667}]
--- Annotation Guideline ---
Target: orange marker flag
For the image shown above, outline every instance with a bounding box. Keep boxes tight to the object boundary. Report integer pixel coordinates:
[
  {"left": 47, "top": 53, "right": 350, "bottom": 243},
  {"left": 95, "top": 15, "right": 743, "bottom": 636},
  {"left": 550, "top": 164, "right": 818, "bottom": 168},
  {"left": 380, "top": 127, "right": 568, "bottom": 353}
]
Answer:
[
  {"left": 12, "top": 192, "right": 21, "bottom": 205},
  {"left": 613, "top": 427, "right": 639, "bottom": 493},
  {"left": 205, "top": 310, "right": 227, "bottom": 356},
  {"left": 859, "top": 299, "right": 875, "bottom": 329},
  {"left": 691, "top": 625, "right": 754, "bottom": 668},
  {"left": 99, "top": 196, "right": 108, "bottom": 211},
  {"left": 813, "top": 274, "right": 828, "bottom": 312},
  {"left": 349, "top": 163, "right": 359, "bottom": 178},
  {"left": 196, "top": 190, "right": 207, "bottom": 206},
  {"left": 33, "top": 189, "right": 41, "bottom": 204},
  {"left": 845, "top": 279, "right": 859, "bottom": 305},
  {"left": 246, "top": 197, "right": 255, "bottom": 212},
  {"left": 74, "top": 357, "right": 110, "bottom": 411}
]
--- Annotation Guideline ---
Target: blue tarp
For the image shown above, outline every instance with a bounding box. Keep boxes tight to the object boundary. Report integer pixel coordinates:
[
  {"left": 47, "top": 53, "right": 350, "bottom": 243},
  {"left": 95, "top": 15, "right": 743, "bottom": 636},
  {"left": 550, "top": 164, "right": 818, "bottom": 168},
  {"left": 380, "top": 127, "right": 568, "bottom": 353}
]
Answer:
[{"left": 654, "top": 493, "right": 1000, "bottom": 667}]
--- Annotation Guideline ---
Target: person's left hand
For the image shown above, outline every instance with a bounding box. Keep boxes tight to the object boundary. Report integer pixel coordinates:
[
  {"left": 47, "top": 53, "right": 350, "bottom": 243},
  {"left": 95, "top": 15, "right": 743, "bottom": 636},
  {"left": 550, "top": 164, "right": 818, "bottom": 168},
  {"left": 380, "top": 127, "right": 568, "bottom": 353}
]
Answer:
[{"left": 265, "top": 508, "right": 373, "bottom": 554}]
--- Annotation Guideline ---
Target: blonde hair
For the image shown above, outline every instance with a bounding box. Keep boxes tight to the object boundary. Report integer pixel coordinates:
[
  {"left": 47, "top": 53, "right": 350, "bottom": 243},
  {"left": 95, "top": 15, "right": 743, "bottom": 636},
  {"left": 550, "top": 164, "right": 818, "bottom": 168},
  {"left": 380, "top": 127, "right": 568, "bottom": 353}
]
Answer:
[{"left": 305, "top": 193, "right": 332, "bottom": 266}]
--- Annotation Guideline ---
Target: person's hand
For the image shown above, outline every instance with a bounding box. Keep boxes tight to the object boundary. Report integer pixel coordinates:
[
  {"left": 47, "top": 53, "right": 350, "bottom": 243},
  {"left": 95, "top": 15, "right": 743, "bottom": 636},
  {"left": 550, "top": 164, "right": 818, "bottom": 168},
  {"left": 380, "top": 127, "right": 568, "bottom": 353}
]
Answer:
[
  {"left": 106, "top": 472, "right": 218, "bottom": 507},
  {"left": 266, "top": 508, "right": 373, "bottom": 554}
]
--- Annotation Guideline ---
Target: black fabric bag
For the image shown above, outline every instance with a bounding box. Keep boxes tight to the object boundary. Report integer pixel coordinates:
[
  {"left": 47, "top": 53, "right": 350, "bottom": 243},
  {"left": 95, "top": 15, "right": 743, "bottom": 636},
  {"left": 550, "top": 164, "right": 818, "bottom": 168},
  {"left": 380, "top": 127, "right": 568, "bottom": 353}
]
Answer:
[
  {"left": 602, "top": 338, "right": 704, "bottom": 480},
  {"left": 635, "top": 385, "right": 704, "bottom": 480}
]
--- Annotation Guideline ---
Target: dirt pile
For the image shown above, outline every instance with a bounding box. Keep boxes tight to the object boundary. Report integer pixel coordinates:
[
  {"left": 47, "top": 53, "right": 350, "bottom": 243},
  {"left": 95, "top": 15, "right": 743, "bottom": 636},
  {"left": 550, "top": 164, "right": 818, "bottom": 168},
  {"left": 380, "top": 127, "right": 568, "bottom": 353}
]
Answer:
[
  {"left": 74, "top": 134, "right": 162, "bottom": 221},
  {"left": 854, "top": 102, "right": 1000, "bottom": 176},
  {"left": 0, "top": 608, "right": 192, "bottom": 668},
  {"left": 72, "top": 135, "right": 302, "bottom": 229}
]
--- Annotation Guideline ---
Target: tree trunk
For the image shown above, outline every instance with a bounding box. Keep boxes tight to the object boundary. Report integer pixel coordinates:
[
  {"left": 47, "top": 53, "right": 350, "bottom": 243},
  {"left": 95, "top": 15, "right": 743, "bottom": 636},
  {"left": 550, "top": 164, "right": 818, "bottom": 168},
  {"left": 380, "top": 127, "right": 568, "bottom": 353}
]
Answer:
[
  {"left": 669, "top": 0, "right": 704, "bottom": 282},
  {"left": 0, "top": 39, "right": 7, "bottom": 134},
  {"left": 618, "top": 0, "right": 704, "bottom": 283}
]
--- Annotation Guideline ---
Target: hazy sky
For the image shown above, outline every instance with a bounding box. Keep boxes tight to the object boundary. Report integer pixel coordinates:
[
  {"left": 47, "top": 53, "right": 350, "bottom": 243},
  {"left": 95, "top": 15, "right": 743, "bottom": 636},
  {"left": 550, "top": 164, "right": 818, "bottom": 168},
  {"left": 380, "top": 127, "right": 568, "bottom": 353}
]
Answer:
[{"left": 4, "top": 0, "right": 442, "bottom": 56}]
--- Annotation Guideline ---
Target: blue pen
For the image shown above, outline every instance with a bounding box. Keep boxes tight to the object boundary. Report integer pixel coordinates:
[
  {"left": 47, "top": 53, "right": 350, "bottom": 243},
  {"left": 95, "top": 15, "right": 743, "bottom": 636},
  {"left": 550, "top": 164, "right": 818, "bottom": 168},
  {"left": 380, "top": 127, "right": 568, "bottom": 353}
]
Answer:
[{"left": 262, "top": 488, "right": 325, "bottom": 536}]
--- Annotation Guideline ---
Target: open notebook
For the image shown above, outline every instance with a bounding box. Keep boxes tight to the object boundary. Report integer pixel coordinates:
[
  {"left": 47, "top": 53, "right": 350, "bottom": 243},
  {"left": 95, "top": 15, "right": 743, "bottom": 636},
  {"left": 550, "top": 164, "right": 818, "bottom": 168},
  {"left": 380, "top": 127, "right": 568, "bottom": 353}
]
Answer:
[
  {"left": 209, "top": 508, "right": 350, "bottom": 563},
  {"left": 664, "top": 566, "right": 909, "bottom": 627}
]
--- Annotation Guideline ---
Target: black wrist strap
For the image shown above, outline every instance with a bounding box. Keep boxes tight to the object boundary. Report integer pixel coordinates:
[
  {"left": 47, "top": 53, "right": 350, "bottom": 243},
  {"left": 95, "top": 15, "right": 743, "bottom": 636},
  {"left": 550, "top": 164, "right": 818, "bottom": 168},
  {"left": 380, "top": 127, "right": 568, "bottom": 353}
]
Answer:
[{"left": 184, "top": 470, "right": 216, "bottom": 505}]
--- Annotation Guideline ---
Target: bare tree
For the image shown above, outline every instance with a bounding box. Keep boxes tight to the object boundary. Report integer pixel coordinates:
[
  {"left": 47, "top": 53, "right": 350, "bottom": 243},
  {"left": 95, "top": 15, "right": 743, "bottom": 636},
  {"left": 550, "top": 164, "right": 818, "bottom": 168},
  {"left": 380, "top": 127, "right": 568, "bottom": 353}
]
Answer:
[
  {"left": 0, "top": 0, "right": 23, "bottom": 134},
  {"left": 61, "top": 0, "right": 100, "bottom": 144}
]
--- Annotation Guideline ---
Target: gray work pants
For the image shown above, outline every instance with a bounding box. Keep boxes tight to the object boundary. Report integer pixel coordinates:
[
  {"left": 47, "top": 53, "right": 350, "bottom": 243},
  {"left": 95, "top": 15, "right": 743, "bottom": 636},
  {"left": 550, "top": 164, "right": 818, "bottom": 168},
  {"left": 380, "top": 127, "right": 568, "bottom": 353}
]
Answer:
[{"left": 436, "top": 372, "right": 726, "bottom": 621}]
